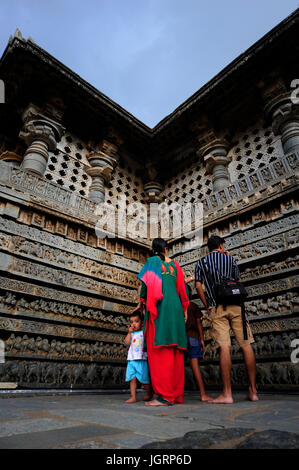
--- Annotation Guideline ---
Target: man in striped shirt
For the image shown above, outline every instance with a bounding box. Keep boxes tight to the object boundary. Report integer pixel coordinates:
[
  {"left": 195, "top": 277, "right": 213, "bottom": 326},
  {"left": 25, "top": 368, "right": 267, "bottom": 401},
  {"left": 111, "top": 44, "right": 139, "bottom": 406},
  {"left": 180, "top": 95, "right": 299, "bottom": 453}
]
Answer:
[{"left": 194, "top": 235, "right": 258, "bottom": 404}]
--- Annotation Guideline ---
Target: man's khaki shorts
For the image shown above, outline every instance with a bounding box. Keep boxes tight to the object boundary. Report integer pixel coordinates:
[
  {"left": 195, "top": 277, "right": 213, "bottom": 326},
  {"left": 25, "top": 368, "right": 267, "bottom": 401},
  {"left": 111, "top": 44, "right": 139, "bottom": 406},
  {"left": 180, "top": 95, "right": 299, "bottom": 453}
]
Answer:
[{"left": 209, "top": 304, "right": 254, "bottom": 348}]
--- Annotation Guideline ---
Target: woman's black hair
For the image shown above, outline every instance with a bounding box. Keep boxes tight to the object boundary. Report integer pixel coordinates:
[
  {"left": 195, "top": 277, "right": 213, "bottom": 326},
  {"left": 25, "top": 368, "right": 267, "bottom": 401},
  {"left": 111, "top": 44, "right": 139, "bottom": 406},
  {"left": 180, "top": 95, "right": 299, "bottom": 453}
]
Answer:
[{"left": 152, "top": 238, "right": 168, "bottom": 261}]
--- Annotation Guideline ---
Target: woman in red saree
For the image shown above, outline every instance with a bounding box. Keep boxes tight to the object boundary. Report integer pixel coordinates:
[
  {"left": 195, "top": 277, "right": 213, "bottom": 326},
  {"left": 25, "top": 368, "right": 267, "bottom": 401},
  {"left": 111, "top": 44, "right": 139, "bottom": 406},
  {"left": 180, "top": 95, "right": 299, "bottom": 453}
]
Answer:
[{"left": 133, "top": 238, "right": 189, "bottom": 406}]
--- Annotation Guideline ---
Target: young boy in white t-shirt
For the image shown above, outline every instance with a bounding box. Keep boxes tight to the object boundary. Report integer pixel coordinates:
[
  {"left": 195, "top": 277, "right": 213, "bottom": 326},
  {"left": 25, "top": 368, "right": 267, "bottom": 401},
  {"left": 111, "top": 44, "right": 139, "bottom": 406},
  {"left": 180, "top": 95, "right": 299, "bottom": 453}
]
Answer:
[{"left": 124, "top": 311, "right": 153, "bottom": 403}]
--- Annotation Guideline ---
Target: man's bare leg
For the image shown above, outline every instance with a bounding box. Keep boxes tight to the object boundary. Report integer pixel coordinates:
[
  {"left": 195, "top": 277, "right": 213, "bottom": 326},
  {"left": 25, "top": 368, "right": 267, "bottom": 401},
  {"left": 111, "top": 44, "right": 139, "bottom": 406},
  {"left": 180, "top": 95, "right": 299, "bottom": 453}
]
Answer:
[
  {"left": 126, "top": 377, "right": 137, "bottom": 403},
  {"left": 208, "top": 345, "right": 234, "bottom": 404},
  {"left": 190, "top": 358, "right": 212, "bottom": 401},
  {"left": 242, "top": 344, "right": 259, "bottom": 401}
]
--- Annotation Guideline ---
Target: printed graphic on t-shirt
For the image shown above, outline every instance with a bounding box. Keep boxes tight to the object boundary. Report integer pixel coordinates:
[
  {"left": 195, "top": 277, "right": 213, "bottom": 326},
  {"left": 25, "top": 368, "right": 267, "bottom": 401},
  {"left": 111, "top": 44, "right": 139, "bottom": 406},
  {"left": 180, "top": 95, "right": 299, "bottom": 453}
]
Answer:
[{"left": 127, "top": 330, "right": 147, "bottom": 361}]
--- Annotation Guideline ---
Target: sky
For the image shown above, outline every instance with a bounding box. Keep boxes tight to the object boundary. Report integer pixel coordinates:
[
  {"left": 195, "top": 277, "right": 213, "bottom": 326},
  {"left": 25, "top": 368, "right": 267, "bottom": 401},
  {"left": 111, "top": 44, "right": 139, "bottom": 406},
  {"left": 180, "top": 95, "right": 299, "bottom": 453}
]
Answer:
[{"left": 1, "top": 0, "right": 298, "bottom": 127}]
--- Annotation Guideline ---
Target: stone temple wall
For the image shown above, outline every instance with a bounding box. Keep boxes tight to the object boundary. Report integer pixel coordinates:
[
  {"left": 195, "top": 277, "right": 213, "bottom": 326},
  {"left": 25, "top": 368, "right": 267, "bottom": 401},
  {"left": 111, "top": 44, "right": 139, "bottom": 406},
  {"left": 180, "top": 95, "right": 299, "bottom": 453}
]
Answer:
[{"left": 0, "top": 150, "right": 150, "bottom": 388}]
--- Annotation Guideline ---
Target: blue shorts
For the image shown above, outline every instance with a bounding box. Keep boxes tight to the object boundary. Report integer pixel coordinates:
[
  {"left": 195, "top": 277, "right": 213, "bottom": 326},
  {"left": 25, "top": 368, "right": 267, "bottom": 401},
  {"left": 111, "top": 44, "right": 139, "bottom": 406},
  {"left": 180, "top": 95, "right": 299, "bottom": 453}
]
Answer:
[
  {"left": 125, "top": 360, "right": 150, "bottom": 384},
  {"left": 184, "top": 337, "right": 203, "bottom": 360}
]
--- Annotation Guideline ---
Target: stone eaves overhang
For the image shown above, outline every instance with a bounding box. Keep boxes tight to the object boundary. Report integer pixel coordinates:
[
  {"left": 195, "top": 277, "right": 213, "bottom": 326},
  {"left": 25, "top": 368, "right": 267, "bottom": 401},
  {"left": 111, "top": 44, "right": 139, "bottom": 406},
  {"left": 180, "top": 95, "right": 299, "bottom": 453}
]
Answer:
[{"left": 0, "top": 8, "right": 299, "bottom": 167}]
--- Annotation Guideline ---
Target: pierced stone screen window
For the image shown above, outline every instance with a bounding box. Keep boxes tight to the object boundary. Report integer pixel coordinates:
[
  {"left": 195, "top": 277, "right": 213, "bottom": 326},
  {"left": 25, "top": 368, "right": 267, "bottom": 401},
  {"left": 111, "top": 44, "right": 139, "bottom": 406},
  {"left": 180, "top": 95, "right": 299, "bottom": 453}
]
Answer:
[
  {"left": 157, "top": 162, "right": 213, "bottom": 239},
  {"left": 106, "top": 159, "right": 146, "bottom": 207},
  {"left": 161, "top": 163, "right": 213, "bottom": 206},
  {"left": 228, "top": 120, "right": 283, "bottom": 182},
  {"left": 45, "top": 133, "right": 92, "bottom": 196}
]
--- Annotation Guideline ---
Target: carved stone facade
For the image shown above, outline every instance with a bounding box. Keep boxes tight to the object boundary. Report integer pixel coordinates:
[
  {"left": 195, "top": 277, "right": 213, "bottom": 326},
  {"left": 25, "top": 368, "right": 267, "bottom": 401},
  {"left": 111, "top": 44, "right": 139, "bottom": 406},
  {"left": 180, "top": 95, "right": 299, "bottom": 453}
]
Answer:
[{"left": 0, "top": 12, "right": 299, "bottom": 389}]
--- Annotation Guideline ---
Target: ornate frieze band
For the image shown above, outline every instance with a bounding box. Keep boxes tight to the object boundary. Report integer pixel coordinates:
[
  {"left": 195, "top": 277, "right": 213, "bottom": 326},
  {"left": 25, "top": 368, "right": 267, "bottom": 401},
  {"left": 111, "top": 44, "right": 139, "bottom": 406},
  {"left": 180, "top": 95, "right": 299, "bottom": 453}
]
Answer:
[
  {"left": 170, "top": 199, "right": 297, "bottom": 258},
  {"left": 0, "top": 275, "right": 132, "bottom": 313},
  {"left": 0, "top": 217, "right": 142, "bottom": 273},
  {"left": 241, "top": 255, "right": 299, "bottom": 284},
  {"left": 0, "top": 254, "right": 138, "bottom": 303},
  {"left": 245, "top": 275, "right": 299, "bottom": 298},
  {"left": 5, "top": 333, "right": 127, "bottom": 362},
  {"left": 0, "top": 316, "right": 124, "bottom": 343},
  {"left": 0, "top": 292, "right": 129, "bottom": 331},
  {"left": 0, "top": 162, "right": 96, "bottom": 216},
  {"left": 0, "top": 231, "right": 139, "bottom": 288},
  {"left": 0, "top": 151, "right": 298, "bottom": 233},
  {"left": 250, "top": 317, "right": 299, "bottom": 335},
  {"left": 226, "top": 213, "right": 299, "bottom": 251},
  {"left": 193, "top": 362, "right": 299, "bottom": 387},
  {"left": 0, "top": 360, "right": 127, "bottom": 387},
  {"left": 245, "top": 291, "right": 299, "bottom": 317},
  {"left": 173, "top": 202, "right": 298, "bottom": 264}
]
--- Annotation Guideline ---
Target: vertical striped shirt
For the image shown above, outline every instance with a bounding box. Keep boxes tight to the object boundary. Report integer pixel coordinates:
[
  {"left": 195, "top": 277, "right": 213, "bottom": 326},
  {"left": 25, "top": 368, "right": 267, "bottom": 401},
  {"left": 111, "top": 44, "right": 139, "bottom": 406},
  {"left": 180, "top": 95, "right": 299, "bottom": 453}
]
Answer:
[{"left": 194, "top": 251, "right": 240, "bottom": 306}]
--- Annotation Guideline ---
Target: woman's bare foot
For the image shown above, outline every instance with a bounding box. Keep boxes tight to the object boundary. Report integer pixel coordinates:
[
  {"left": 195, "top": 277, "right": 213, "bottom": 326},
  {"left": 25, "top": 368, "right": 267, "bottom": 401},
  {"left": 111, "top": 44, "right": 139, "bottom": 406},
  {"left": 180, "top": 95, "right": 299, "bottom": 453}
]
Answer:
[
  {"left": 208, "top": 394, "right": 234, "bottom": 404},
  {"left": 200, "top": 394, "right": 213, "bottom": 402},
  {"left": 145, "top": 399, "right": 170, "bottom": 406},
  {"left": 125, "top": 397, "right": 137, "bottom": 403},
  {"left": 142, "top": 394, "right": 154, "bottom": 401}
]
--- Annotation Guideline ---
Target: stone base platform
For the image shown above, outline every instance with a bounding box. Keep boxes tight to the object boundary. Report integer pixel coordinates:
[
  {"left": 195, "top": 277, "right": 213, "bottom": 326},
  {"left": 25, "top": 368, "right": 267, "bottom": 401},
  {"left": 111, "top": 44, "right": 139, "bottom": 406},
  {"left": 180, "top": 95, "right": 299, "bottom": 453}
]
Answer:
[{"left": 0, "top": 391, "right": 298, "bottom": 449}]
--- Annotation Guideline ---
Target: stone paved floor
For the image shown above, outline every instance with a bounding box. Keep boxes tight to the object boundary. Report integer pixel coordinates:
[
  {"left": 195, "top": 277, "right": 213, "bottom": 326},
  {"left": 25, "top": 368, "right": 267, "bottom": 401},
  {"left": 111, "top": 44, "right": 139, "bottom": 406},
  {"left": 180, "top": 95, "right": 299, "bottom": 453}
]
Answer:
[{"left": 0, "top": 391, "right": 298, "bottom": 449}]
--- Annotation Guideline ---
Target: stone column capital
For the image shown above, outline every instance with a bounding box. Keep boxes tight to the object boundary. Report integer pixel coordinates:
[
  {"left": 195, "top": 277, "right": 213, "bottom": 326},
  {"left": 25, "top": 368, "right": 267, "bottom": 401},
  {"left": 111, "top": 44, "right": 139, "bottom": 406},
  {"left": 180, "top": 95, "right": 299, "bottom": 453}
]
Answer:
[
  {"left": 258, "top": 78, "right": 299, "bottom": 154},
  {"left": 264, "top": 92, "right": 299, "bottom": 135},
  {"left": 19, "top": 121, "right": 57, "bottom": 151},
  {"left": 85, "top": 158, "right": 114, "bottom": 185},
  {"left": 143, "top": 162, "right": 163, "bottom": 203},
  {"left": 18, "top": 104, "right": 65, "bottom": 176},
  {"left": 19, "top": 105, "right": 65, "bottom": 148},
  {"left": 192, "top": 119, "right": 231, "bottom": 191},
  {"left": 192, "top": 116, "right": 230, "bottom": 160},
  {"left": 144, "top": 181, "right": 163, "bottom": 203},
  {"left": 86, "top": 138, "right": 121, "bottom": 203},
  {"left": 197, "top": 136, "right": 230, "bottom": 171},
  {"left": 204, "top": 151, "right": 231, "bottom": 174},
  {"left": 86, "top": 139, "right": 120, "bottom": 183},
  {"left": 201, "top": 137, "right": 230, "bottom": 159},
  {"left": 198, "top": 137, "right": 231, "bottom": 192}
]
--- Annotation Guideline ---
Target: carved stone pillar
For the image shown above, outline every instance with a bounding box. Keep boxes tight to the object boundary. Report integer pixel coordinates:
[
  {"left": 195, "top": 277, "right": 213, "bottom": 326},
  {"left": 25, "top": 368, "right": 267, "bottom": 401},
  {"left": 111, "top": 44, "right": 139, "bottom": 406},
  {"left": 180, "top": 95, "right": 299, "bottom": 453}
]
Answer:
[
  {"left": 86, "top": 139, "right": 120, "bottom": 203},
  {"left": 142, "top": 162, "right": 164, "bottom": 240},
  {"left": 265, "top": 93, "right": 299, "bottom": 154},
  {"left": 194, "top": 120, "right": 231, "bottom": 192},
  {"left": 144, "top": 181, "right": 163, "bottom": 203},
  {"left": 19, "top": 105, "right": 65, "bottom": 176},
  {"left": 143, "top": 162, "right": 163, "bottom": 203},
  {"left": 203, "top": 140, "right": 231, "bottom": 192},
  {"left": 259, "top": 77, "right": 299, "bottom": 154}
]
